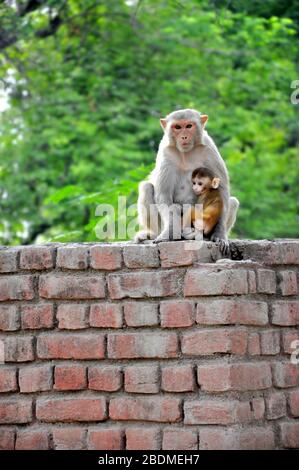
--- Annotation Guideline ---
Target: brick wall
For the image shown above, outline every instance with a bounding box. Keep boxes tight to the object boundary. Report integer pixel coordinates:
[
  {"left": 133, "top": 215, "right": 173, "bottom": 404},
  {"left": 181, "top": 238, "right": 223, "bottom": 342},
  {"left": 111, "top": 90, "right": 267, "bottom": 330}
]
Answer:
[{"left": 0, "top": 239, "right": 298, "bottom": 450}]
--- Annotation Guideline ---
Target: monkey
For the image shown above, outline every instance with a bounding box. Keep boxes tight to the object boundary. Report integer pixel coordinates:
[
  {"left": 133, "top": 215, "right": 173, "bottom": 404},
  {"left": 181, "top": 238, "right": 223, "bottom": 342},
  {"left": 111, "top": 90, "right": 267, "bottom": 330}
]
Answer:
[
  {"left": 135, "top": 109, "right": 239, "bottom": 254},
  {"left": 182, "top": 167, "right": 223, "bottom": 240}
]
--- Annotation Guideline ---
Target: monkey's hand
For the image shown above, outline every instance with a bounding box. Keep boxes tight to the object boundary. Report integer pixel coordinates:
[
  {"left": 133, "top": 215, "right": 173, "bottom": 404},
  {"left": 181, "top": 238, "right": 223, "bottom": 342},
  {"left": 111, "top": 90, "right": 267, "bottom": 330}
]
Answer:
[
  {"left": 210, "top": 233, "right": 230, "bottom": 256},
  {"left": 153, "top": 230, "right": 171, "bottom": 243},
  {"left": 155, "top": 203, "right": 182, "bottom": 243}
]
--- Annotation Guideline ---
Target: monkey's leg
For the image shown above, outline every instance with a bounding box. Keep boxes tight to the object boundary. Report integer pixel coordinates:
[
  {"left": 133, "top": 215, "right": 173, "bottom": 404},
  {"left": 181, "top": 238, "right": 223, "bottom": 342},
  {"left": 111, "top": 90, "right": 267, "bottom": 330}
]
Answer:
[
  {"left": 182, "top": 207, "right": 195, "bottom": 240},
  {"left": 134, "top": 181, "right": 160, "bottom": 243},
  {"left": 211, "top": 196, "right": 239, "bottom": 255},
  {"left": 226, "top": 196, "right": 240, "bottom": 234},
  {"left": 210, "top": 211, "right": 230, "bottom": 255}
]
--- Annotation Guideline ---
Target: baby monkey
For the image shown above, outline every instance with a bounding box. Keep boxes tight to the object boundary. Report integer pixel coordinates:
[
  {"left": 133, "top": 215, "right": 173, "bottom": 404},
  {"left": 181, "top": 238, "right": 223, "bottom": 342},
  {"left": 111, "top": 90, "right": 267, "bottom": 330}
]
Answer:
[{"left": 182, "top": 167, "right": 223, "bottom": 239}]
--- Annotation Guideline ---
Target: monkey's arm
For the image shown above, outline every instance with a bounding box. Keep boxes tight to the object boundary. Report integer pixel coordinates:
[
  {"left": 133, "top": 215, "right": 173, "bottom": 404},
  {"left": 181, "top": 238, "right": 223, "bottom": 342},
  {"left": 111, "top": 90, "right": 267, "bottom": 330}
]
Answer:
[
  {"left": 203, "top": 145, "right": 230, "bottom": 251},
  {"left": 202, "top": 201, "right": 222, "bottom": 235},
  {"left": 153, "top": 163, "right": 180, "bottom": 241},
  {"left": 182, "top": 207, "right": 195, "bottom": 230}
]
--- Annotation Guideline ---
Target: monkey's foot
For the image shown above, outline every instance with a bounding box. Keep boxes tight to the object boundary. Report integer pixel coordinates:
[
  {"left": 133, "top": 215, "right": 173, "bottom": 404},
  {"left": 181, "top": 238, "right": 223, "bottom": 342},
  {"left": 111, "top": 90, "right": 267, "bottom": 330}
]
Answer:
[
  {"left": 182, "top": 228, "right": 195, "bottom": 240},
  {"left": 210, "top": 235, "right": 230, "bottom": 256},
  {"left": 153, "top": 236, "right": 169, "bottom": 244},
  {"left": 153, "top": 230, "right": 171, "bottom": 243},
  {"left": 134, "top": 231, "right": 155, "bottom": 243}
]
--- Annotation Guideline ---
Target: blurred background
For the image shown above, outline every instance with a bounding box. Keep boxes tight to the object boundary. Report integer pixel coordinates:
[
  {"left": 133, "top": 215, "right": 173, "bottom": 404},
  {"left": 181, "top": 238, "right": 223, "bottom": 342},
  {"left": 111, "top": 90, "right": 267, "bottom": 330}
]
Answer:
[{"left": 0, "top": 0, "right": 298, "bottom": 245}]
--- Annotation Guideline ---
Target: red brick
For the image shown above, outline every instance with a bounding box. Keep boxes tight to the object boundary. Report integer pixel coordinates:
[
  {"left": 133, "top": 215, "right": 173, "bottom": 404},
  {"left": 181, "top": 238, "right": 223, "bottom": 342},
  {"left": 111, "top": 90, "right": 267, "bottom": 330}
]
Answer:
[
  {"left": 108, "top": 270, "right": 181, "bottom": 299},
  {"left": 88, "top": 366, "right": 122, "bottom": 392},
  {"left": 39, "top": 274, "right": 105, "bottom": 299},
  {"left": 196, "top": 300, "right": 268, "bottom": 325},
  {"left": 200, "top": 426, "right": 275, "bottom": 450},
  {"left": 57, "top": 246, "right": 89, "bottom": 269},
  {"left": 5, "top": 336, "right": 34, "bottom": 362},
  {"left": 126, "top": 427, "right": 160, "bottom": 450},
  {"left": 0, "top": 367, "right": 17, "bottom": 392},
  {"left": 184, "top": 400, "right": 251, "bottom": 425},
  {"left": 260, "top": 330, "right": 280, "bottom": 355},
  {"left": 289, "top": 390, "right": 299, "bottom": 416},
  {"left": 182, "top": 329, "right": 247, "bottom": 356},
  {"left": 90, "top": 245, "right": 122, "bottom": 270},
  {"left": 0, "top": 399, "right": 32, "bottom": 423},
  {"left": 230, "top": 363, "right": 272, "bottom": 391},
  {"left": 90, "top": 303, "right": 122, "bottom": 328},
  {"left": 160, "top": 300, "right": 194, "bottom": 327},
  {"left": 37, "top": 333, "right": 105, "bottom": 359},
  {"left": 19, "top": 365, "right": 53, "bottom": 393},
  {"left": 0, "top": 248, "right": 18, "bottom": 273},
  {"left": 53, "top": 427, "right": 86, "bottom": 450},
  {"left": 257, "top": 269, "right": 276, "bottom": 294},
  {"left": 266, "top": 392, "right": 286, "bottom": 420},
  {"left": 197, "top": 364, "right": 231, "bottom": 391},
  {"left": 0, "top": 305, "right": 19, "bottom": 331},
  {"left": 163, "top": 429, "right": 197, "bottom": 450},
  {"left": 252, "top": 398, "right": 265, "bottom": 420},
  {"left": 21, "top": 303, "right": 54, "bottom": 329},
  {"left": 248, "top": 333, "right": 261, "bottom": 356},
  {"left": 197, "top": 363, "right": 272, "bottom": 392},
  {"left": 244, "top": 240, "right": 299, "bottom": 265},
  {"left": 125, "top": 365, "right": 159, "bottom": 394},
  {"left": 248, "top": 270, "right": 257, "bottom": 293},
  {"left": 161, "top": 365, "right": 195, "bottom": 392},
  {"left": 159, "top": 241, "right": 194, "bottom": 267},
  {"left": 280, "top": 422, "right": 299, "bottom": 448},
  {"left": 54, "top": 364, "right": 87, "bottom": 390},
  {"left": 57, "top": 304, "right": 87, "bottom": 329},
  {"left": 88, "top": 428, "right": 123, "bottom": 450},
  {"left": 15, "top": 429, "right": 49, "bottom": 450},
  {"left": 282, "top": 330, "right": 299, "bottom": 354},
  {"left": 272, "top": 362, "right": 299, "bottom": 388},
  {"left": 124, "top": 302, "right": 159, "bottom": 327},
  {"left": 0, "top": 428, "right": 15, "bottom": 449},
  {"left": 108, "top": 332, "right": 178, "bottom": 359},
  {"left": 272, "top": 301, "right": 299, "bottom": 325},
  {"left": 36, "top": 397, "right": 106, "bottom": 422},
  {"left": 20, "top": 246, "right": 54, "bottom": 270},
  {"left": 237, "top": 426, "right": 276, "bottom": 449},
  {"left": 110, "top": 397, "right": 181, "bottom": 423},
  {"left": 0, "top": 275, "right": 35, "bottom": 301},
  {"left": 123, "top": 245, "right": 159, "bottom": 268},
  {"left": 184, "top": 268, "right": 254, "bottom": 296},
  {"left": 278, "top": 270, "right": 298, "bottom": 296}
]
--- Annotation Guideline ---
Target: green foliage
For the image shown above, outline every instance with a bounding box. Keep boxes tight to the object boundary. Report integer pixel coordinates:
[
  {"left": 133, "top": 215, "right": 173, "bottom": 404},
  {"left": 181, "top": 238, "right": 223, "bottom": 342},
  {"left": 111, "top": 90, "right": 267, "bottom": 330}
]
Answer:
[{"left": 0, "top": 0, "right": 298, "bottom": 244}]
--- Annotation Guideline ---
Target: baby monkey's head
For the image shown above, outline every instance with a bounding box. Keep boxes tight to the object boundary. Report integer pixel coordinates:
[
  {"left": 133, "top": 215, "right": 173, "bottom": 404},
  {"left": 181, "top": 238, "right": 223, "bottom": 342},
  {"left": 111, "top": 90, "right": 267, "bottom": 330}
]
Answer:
[{"left": 191, "top": 167, "right": 220, "bottom": 196}]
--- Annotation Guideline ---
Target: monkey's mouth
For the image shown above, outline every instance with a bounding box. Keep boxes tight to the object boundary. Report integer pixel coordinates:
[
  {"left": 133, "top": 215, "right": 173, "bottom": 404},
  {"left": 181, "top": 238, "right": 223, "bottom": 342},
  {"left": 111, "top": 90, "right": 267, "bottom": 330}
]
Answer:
[{"left": 179, "top": 142, "right": 192, "bottom": 151}]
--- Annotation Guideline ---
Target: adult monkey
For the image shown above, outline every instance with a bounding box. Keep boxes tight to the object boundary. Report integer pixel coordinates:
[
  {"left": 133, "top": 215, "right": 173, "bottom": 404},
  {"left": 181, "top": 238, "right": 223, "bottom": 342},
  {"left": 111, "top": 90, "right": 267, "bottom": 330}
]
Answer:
[{"left": 135, "top": 109, "right": 239, "bottom": 254}]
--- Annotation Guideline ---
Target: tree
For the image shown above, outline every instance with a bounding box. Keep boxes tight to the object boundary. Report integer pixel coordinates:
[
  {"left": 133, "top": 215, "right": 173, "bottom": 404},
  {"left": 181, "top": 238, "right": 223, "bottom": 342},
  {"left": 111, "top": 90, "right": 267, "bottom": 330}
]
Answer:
[{"left": 0, "top": 0, "right": 298, "bottom": 244}]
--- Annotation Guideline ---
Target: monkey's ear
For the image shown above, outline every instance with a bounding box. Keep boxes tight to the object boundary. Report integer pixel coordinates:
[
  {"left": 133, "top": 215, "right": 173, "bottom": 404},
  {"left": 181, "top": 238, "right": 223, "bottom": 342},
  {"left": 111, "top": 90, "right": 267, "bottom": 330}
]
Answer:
[
  {"left": 211, "top": 177, "right": 220, "bottom": 189},
  {"left": 200, "top": 114, "right": 208, "bottom": 127},
  {"left": 160, "top": 118, "right": 167, "bottom": 130}
]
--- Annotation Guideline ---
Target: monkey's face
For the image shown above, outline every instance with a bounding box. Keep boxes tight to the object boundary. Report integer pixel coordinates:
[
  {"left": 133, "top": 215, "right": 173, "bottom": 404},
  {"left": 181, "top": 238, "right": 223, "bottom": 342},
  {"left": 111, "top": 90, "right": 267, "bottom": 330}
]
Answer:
[
  {"left": 170, "top": 120, "right": 197, "bottom": 152},
  {"left": 192, "top": 176, "right": 212, "bottom": 196}
]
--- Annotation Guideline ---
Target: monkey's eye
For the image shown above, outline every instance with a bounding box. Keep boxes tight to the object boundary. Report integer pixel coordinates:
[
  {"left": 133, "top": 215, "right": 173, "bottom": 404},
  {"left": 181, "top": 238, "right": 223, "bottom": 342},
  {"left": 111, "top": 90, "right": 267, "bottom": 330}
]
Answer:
[
  {"left": 174, "top": 124, "right": 182, "bottom": 130},
  {"left": 186, "top": 124, "right": 193, "bottom": 129}
]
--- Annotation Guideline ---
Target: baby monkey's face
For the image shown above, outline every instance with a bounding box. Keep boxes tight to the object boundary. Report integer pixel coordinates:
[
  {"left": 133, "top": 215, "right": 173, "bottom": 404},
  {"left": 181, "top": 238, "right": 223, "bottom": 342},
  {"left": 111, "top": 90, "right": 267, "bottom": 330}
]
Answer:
[{"left": 192, "top": 176, "right": 211, "bottom": 196}]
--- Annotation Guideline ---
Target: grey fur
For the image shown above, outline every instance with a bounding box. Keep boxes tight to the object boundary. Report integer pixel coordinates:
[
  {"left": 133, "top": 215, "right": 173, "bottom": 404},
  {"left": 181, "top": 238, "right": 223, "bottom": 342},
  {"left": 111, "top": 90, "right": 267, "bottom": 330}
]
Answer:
[{"left": 135, "top": 109, "right": 239, "bottom": 252}]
